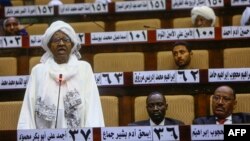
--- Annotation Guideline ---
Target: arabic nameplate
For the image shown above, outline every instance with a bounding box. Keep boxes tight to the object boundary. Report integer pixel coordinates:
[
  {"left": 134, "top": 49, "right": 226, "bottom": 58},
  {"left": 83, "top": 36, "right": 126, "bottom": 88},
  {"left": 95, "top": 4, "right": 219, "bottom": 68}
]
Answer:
[
  {"left": 209, "top": 68, "right": 250, "bottom": 82},
  {"left": 156, "top": 27, "right": 214, "bottom": 41},
  {"left": 91, "top": 30, "right": 147, "bottom": 44},
  {"left": 30, "top": 35, "right": 43, "bottom": 47},
  {"left": 152, "top": 125, "right": 180, "bottom": 141},
  {"left": 5, "top": 5, "right": 54, "bottom": 17},
  {"left": 95, "top": 72, "right": 124, "bottom": 86},
  {"left": 67, "top": 128, "right": 93, "bottom": 141},
  {"left": 0, "top": 75, "right": 29, "bottom": 89},
  {"left": 222, "top": 26, "right": 250, "bottom": 39},
  {"left": 101, "top": 126, "right": 152, "bottom": 141},
  {"left": 176, "top": 69, "right": 200, "bottom": 83},
  {"left": 59, "top": 3, "right": 108, "bottom": 15},
  {"left": 115, "top": 0, "right": 166, "bottom": 12},
  {"left": 133, "top": 70, "right": 177, "bottom": 84},
  {"left": 17, "top": 128, "right": 93, "bottom": 141},
  {"left": 231, "top": 0, "right": 250, "bottom": 6},
  {"left": 191, "top": 125, "right": 224, "bottom": 140},
  {"left": 0, "top": 36, "right": 22, "bottom": 48},
  {"left": 171, "top": 0, "right": 224, "bottom": 9}
]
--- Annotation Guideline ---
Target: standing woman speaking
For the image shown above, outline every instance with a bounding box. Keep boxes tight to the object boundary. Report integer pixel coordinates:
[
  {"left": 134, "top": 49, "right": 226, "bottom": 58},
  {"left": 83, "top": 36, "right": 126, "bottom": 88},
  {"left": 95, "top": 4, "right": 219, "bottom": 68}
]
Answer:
[{"left": 17, "top": 20, "right": 104, "bottom": 129}]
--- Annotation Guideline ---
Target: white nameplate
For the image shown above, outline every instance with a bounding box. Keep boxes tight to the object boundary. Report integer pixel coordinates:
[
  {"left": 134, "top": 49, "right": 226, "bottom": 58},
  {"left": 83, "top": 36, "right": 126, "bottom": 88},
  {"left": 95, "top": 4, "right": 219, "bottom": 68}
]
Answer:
[
  {"left": 5, "top": 5, "right": 54, "bottom": 17},
  {"left": 0, "top": 75, "right": 29, "bottom": 89},
  {"left": 95, "top": 72, "right": 124, "bottom": 86},
  {"left": 17, "top": 128, "right": 93, "bottom": 141},
  {"left": 59, "top": 3, "right": 108, "bottom": 15},
  {"left": 176, "top": 69, "right": 200, "bottom": 83},
  {"left": 152, "top": 125, "right": 180, "bottom": 141},
  {"left": 30, "top": 35, "right": 42, "bottom": 47},
  {"left": 171, "top": 0, "right": 224, "bottom": 9},
  {"left": 191, "top": 125, "right": 224, "bottom": 140},
  {"left": 209, "top": 68, "right": 250, "bottom": 82},
  {"left": 29, "top": 33, "right": 85, "bottom": 47},
  {"left": 157, "top": 27, "right": 215, "bottom": 41},
  {"left": 91, "top": 30, "right": 147, "bottom": 44},
  {"left": 0, "top": 36, "right": 22, "bottom": 48},
  {"left": 222, "top": 26, "right": 250, "bottom": 39},
  {"left": 133, "top": 70, "right": 177, "bottom": 84},
  {"left": 133, "top": 70, "right": 200, "bottom": 84},
  {"left": 231, "top": 0, "right": 250, "bottom": 6},
  {"left": 115, "top": 0, "right": 166, "bottom": 12},
  {"left": 101, "top": 126, "right": 152, "bottom": 141}
]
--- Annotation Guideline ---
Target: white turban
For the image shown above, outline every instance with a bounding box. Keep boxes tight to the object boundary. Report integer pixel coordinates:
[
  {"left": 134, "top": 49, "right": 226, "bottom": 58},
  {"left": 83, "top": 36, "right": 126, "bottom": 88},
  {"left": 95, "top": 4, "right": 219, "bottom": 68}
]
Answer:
[
  {"left": 241, "top": 7, "right": 250, "bottom": 26},
  {"left": 191, "top": 6, "right": 216, "bottom": 27},
  {"left": 41, "top": 20, "right": 81, "bottom": 63}
]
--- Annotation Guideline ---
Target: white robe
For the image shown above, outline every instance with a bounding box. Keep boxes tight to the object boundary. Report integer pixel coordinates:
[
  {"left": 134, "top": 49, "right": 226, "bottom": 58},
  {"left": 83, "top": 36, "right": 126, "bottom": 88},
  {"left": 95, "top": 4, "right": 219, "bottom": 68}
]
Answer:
[{"left": 17, "top": 56, "right": 105, "bottom": 129}]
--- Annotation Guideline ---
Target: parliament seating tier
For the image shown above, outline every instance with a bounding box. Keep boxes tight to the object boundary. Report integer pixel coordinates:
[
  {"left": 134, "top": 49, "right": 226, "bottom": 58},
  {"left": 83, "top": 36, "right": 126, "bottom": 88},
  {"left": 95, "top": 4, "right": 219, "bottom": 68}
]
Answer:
[{"left": 1, "top": 1, "right": 250, "bottom": 127}]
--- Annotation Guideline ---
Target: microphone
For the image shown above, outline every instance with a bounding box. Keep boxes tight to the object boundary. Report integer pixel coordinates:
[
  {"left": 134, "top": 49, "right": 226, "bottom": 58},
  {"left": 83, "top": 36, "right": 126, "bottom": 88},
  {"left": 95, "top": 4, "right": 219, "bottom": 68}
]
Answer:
[
  {"left": 55, "top": 74, "right": 62, "bottom": 128},
  {"left": 23, "top": 23, "right": 34, "bottom": 29},
  {"left": 92, "top": 21, "right": 105, "bottom": 31},
  {"left": 143, "top": 25, "right": 159, "bottom": 29}
]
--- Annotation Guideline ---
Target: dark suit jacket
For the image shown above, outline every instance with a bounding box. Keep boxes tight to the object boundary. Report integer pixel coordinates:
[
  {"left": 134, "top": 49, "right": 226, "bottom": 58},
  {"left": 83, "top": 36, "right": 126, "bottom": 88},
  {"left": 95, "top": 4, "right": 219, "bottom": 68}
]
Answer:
[
  {"left": 193, "top": 112, "right": 250, "bottom": 124},
  {"left": 128, "top": 117, "right": 184, "bottom": 126}
]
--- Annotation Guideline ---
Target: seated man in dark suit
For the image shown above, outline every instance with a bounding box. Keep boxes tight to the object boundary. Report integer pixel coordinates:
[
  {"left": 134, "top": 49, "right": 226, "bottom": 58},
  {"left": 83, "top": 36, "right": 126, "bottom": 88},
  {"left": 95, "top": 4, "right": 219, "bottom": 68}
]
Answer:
[
  {"left": 128, "top": 91, "right": 184, "bottom": 126},
  {"left": 193, "top": 85, "right": 250, "bottom": 124}
]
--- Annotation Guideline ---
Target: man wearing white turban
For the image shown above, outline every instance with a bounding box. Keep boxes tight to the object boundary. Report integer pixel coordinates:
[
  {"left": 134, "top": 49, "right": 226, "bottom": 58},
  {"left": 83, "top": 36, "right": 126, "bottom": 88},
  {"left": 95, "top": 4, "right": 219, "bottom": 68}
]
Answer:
[
  {"left": 17, "top": 20, "right": 105, "bottom": 129},
  {"left": 191, "top": 6, "right": 216, "bottom": 27},
  {"left": 241, "top": 7, "right": 250, "bottom": 26}
]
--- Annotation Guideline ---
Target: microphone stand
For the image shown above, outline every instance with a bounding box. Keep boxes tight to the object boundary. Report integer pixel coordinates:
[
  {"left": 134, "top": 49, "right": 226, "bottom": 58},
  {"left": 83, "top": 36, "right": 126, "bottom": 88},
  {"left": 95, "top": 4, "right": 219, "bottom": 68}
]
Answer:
[{"left": 55, "top": 74, "right": 62, "bottom": 128}]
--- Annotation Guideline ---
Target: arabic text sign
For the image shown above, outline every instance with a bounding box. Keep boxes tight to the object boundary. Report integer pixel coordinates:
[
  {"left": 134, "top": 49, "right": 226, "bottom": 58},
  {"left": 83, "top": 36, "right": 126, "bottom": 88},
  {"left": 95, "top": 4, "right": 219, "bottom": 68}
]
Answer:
[
  {"left": 30, "top": 35, "right": 42, "bottom": 47},
  {"left": 133, "top": 70, "right": 199, "bottom": 84},
  {"left": 231, "top": 0, "right": 250, "bottom": 6},
  {"left": 209, "top": 68, "right": 250, "bottom": 82},
  {"left": 0, "top": 75, "right": 29, "bottom": 89},
  {"left": 17, "top": 128, "right": 93, "bottom": 141},
  {"left": 101, "top": 126, "right": 152, "bottom": 141},
  {"left": 5, "top": 5, "right": 54, "bottom": 17},
  {"left": 152, "top": 126, "right": 180, "bottom": 141},
  {"left": 0, "top": 36, "right": 22, "bottom": 48},
  {"left": 91, "top": 31, "right": 147, "bottom": 44},
  {"left": 222, "top": 26, "right": 250, "bottom": 39},
  {"left": 29, "top": 33, "right": 84, "bottom": 47},
  {"left": 59, "top": 3, "right": 108, "bottom": 15},
  {"left": 115, "top": 0, "right": 166, "bottom": 12},
  {"left": 157, "top": 27, "right": 215, "bottom": 41},
  {"left": 191, "top": 125, "right": 224, "bottom": 140},
  {"left": 172, "top": 0, "right": 224, "bottom": 9},
  {"left": 95, "top": 72, "right": 124, "bottom": 86}
]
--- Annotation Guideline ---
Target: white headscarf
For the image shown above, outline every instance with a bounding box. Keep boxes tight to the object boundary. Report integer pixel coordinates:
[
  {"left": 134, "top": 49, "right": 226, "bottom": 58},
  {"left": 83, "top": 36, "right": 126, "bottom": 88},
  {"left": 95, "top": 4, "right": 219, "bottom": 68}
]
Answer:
[
  {"left": 48, "top": 0, "right": 63, "bottom": 6},
  {"left": 41, "top": 20, "right": 81, "bottom": 63},
  {"left": 191, "top": 6, "right": 216, "bottom": 27},
  {"left": 241, "top": 7, "right": 250, "bottom": 26}
]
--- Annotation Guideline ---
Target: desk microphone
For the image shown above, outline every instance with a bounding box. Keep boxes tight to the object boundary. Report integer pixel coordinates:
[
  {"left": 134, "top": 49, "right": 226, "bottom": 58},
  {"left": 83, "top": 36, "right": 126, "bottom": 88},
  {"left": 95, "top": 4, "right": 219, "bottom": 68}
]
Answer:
[{"left": 55, "top": 74, "right": 63, "bottom": 128}]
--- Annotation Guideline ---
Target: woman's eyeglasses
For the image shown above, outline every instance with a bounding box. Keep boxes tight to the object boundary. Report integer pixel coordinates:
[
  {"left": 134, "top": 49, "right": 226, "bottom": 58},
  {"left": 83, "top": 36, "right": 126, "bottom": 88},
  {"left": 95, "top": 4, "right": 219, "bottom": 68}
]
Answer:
[{"left": 51, "top": 37, "right": 71, "bottom": 44}]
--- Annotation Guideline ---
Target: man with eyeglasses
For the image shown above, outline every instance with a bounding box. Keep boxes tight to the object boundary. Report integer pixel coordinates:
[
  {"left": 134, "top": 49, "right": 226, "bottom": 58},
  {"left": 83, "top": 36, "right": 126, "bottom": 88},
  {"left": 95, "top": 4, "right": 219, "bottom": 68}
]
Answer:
[
  {"left": 128, "top": 91, "right": 184, "bottom": 126},
  {"left": 193, "top": 85, "right": 250, "bottom": 124}
]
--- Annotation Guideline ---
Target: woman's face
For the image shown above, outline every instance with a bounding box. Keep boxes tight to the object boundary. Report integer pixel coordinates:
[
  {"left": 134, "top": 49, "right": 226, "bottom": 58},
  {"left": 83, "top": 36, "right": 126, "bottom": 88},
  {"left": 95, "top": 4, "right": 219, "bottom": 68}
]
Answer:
[{"left": 49, "top": 30, "right": 73, "bottom": 64}]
